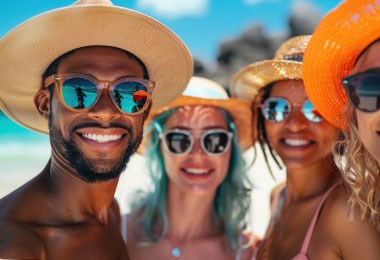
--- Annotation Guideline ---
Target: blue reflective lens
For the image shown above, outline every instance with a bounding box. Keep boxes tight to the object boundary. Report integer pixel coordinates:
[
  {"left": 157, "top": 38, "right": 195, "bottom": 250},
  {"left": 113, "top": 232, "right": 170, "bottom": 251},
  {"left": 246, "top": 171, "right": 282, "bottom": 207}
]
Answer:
[
  {"left": 261, "top": 98, "right": 290, "bottom": 122},
  {"left": 113, "top": 81, "right": 148, "bottom": 113},
  {"left": 61, "top": 78, "right": 97, "bottom": 110},
  {"left": 302, "top": 100, "right": 323, "bottom": 123},
  {"left": 262, "top": 98, "right": 322, "bottom": 123}
]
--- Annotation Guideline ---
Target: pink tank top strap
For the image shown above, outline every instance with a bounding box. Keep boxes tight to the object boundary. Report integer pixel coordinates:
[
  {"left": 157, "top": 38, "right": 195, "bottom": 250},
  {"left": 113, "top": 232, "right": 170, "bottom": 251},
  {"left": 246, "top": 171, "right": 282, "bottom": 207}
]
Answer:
[{"left": 293, "top": 182, "right": 340, "bottom": 259}]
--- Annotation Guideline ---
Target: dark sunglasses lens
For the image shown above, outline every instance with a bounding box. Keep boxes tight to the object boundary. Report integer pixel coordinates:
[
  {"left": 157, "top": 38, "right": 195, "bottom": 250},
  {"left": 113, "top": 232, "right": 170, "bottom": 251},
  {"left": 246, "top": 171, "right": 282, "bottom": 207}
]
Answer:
[
  {"left": 303, "top": 100, "right": 323, "bottom": 123},
  {"left": 113, "top": 81, "right": 149, "bottom": 113},
  {"left": 203, "top": 132, "right": 230, "bottom": 154},
  {"left": 165, "top": 132, "right": 192, "bottom": 154},
  {"left": 347, "top": 74, "right": 380, "bottom": 112},
  {"left": 61, "top": 78, "right": 97, "bottom": 110},
  {"left": 262, "top": 98, "right": 290, "bottom": 122}
]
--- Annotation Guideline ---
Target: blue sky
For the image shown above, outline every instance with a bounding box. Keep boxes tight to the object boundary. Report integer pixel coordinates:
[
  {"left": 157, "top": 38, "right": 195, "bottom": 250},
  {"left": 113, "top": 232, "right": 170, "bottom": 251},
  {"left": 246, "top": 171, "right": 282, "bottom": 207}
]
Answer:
[{"left": 1, "top": 0, "right": 341, "bottom": 64}]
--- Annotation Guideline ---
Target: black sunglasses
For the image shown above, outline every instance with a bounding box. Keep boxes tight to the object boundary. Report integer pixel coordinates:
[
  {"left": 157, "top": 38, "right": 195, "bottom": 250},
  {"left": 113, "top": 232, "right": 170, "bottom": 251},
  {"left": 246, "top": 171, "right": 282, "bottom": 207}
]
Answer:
[
  {"left": 342, "top": 70, "right": 380, "bottom": 112},
  {"left": 260, "top": 97, "right": 323, "bottom": 123},
  {"left": 160, "top": 129, "right": 233, "bottom": 155}
]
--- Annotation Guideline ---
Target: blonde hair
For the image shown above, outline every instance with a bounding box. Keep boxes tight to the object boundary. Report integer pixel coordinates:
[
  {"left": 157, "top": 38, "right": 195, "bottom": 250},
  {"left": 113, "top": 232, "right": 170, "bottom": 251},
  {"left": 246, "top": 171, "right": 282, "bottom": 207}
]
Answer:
[{"left": 334, "top": 105, "right": 380, "bottom": 226}]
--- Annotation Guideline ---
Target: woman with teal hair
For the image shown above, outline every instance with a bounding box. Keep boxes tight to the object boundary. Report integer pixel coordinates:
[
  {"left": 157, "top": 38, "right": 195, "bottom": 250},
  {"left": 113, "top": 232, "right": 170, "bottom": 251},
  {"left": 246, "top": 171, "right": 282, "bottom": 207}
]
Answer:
[{"left": 122, "top": 77, "right": 255, "bottom": 259}]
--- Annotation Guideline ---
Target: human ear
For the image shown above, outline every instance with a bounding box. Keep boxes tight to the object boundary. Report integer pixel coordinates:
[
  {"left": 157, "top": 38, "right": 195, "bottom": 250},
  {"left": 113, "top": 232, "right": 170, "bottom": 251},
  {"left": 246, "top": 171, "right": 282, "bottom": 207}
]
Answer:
[{"left": 34, "top": 88, "right": 50, "bottom": 119}]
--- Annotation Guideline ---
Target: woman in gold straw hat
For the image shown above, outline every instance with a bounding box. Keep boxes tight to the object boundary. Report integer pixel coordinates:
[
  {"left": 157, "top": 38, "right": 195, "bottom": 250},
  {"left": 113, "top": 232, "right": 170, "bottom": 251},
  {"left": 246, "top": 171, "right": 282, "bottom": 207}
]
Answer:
[
  {"left": 122, "top": 77, "right": 255, "bottom": 259},
  {"left": 303, "top": 0, "right": 380, "bottom": 235},
  {"left": 231, "top": 35, "right": 380, "bottom": 259}
]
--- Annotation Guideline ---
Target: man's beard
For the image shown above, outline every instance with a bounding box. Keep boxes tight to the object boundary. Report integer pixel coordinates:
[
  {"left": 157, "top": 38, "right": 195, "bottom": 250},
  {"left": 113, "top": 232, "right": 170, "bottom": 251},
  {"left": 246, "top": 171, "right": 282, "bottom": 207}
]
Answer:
[{"left": 49, "top": 121, "right": 142, "bottom": 183}]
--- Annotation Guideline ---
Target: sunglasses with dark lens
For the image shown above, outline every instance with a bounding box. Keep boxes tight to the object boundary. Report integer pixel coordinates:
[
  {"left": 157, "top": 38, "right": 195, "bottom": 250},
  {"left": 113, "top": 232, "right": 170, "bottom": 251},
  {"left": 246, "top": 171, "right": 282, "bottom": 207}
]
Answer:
[
  {"left": 342, "top": 71, "right": 380, "bottom": 113},
  {"left": 44, "top": 73, "right": 155, "bottom": 115},
  {"left": 260, "top": 97, "right": 323, "bottom": 123},
  {"left": 160, "top": 129, "right": 233, "bottom": 155}
]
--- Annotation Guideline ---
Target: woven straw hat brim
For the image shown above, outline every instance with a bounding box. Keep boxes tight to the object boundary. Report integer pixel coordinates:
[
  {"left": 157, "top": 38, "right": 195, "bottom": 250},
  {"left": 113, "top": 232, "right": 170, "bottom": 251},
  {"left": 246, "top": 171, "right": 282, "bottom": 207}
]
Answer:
[
  {"left": 303, "top": 0, "right": 380, "bottom": 130},
  {"left": 230, "top": 60, "right": 303, "bottom": 102},
  {"left": 143, "top": 96, "right": 254, "bottom": 151},
  {"left": 0, "top": 2, "right": 193, "bottom": 134}
]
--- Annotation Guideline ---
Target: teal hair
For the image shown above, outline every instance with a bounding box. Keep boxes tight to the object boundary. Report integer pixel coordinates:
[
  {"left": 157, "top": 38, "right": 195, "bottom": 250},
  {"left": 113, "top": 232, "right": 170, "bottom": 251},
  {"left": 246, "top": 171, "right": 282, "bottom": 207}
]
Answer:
[{"left": 131, "top": 108, "right": 251, "bottom": 252}]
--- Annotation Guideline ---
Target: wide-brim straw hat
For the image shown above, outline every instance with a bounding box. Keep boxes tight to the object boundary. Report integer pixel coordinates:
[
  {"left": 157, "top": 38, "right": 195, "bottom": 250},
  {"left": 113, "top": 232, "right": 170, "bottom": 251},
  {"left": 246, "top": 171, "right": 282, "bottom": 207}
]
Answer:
[
  {"left": 144, "top": 77, "right": 254, "bottom": 150},
  {"left": 303, "top": 0, "right": 380, "bottom": 130},
  {"left": 0, "top": 0, "right": 193, "bottom": 134},
  {"left": 230, "top": 35, "right": 311, "bottom": 102}
]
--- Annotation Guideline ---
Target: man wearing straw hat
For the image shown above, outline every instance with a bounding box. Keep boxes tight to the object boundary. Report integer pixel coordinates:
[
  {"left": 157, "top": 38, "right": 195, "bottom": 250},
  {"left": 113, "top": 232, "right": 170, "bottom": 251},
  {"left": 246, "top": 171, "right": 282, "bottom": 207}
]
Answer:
[{"left": 0, "top": 0, "right": 192, "bottom": 258}]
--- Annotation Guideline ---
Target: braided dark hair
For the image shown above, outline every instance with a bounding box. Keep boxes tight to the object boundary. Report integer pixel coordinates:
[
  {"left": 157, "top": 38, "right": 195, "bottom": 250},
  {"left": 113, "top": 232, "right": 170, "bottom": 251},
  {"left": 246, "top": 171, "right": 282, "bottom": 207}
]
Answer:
[{"left": 256, "top": 83, "right": 283, "bottom": 178}]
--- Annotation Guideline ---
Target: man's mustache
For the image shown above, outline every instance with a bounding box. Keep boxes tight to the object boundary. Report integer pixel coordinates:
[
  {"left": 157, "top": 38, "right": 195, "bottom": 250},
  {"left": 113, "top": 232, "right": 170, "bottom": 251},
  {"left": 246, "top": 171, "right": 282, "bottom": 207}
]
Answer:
[{"left": 71, "top": 122, "right": 132, "bottom": 132}]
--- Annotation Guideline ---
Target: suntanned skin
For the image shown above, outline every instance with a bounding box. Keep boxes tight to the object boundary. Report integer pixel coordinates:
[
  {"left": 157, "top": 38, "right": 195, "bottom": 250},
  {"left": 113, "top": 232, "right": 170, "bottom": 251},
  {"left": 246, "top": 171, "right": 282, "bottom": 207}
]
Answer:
[
  {"left": 0, "top": 46, "right": 150, "bottom": 259},
  {"left": 256, "top": 80, "right": 380, "bottom": 260}
]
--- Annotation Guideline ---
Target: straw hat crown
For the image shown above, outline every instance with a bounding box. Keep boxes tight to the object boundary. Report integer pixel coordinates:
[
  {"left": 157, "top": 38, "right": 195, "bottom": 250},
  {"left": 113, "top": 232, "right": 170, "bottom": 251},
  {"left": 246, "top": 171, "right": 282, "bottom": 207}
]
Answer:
[
  {"left": 274, "top": 35, "right": 311, "bottom": 61},
  {"left": 230, "top": 35, "right": 311, "bottom": 102},
  {"left": 0, "top": 0, "right": 193, "bottom": 134}
]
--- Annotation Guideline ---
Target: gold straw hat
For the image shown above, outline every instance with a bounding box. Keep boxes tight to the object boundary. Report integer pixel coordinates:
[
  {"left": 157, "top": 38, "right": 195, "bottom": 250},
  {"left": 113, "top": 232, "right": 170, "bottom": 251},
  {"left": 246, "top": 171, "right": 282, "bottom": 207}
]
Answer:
[
  {"left": 144, "top": 76, "right": 254, "bottom": 150},
  {"left": 230, "top": 35, "right": 311, "bottom": 102},
  {"left": 0, "top": 0, "right": 193, "bottom": 134}
]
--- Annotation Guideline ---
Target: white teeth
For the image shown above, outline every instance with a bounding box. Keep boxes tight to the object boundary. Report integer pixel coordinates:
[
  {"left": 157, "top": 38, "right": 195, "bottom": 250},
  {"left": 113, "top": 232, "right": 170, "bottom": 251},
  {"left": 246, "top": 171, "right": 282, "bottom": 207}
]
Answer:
[
  {"left": 284, "top": 139, "right": 310, "bottom": 147},
  {"left": 184, "top": 168, "right": 210, "bottom": 175},
  {"left": 82, "top": 133, "right": 122, "bottom": 143}
]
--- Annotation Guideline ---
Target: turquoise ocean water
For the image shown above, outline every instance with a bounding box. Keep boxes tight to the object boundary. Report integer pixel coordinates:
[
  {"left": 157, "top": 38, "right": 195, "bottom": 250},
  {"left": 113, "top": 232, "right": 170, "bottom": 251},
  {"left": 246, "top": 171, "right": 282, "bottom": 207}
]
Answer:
[
  {"left": 0, "top": 112, "right": 50, "bottom": 196},
  {"left": 0, "top": 112, "right": 50, "bottom": 161}
]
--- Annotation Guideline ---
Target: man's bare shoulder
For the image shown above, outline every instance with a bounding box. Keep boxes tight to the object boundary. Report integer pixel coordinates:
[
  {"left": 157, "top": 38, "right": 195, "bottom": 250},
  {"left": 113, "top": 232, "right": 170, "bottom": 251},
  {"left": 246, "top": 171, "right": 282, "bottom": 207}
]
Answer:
[
  {"left": 0, "top": 184, "right": 45, "bottom": 258},
  {"left": 0, "top": 219, "right": 45, "bottom": 259}
]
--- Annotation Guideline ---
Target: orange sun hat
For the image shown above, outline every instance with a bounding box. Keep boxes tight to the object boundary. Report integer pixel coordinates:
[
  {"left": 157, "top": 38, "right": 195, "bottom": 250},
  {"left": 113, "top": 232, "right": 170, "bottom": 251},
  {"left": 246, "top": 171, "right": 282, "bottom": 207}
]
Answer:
[
  {"left": 303, "top": 0, "right": 380, "bottom": 129},
  {"left": 144, "top": 76, "right": 254, "bottom": 150}
]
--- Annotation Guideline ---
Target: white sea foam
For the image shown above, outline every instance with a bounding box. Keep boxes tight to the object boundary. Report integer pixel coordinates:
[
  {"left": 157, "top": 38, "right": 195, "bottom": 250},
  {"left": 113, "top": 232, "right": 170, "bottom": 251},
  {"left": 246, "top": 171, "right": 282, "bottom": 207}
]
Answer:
[{"left": 0, "top": 142, "right": 50, "bottom": 159}]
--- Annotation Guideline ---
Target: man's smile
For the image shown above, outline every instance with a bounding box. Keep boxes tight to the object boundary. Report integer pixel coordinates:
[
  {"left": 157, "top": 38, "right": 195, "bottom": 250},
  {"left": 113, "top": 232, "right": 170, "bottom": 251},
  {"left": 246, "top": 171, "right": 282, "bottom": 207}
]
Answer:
[
  {"left": 81, "top": 133, "right": 123, "bottom": 143},
  {"left": 75, "top": 127, "right": 130, "bottom": 150}
]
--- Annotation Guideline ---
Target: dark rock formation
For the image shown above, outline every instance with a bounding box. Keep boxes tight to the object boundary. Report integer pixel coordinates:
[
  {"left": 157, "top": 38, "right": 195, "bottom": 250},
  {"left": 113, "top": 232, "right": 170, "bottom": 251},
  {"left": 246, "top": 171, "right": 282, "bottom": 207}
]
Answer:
[{"left": 194, "top": 2, "right": 321, "bottom": 89}]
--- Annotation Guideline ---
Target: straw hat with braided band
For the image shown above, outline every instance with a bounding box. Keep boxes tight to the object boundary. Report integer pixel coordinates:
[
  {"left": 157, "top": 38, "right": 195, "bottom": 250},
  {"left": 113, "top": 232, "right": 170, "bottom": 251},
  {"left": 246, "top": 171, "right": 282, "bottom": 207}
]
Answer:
[
  {"left": 144, "top": 77, "right": 254, "bottom": 150},
  {"left": 0, "top": 0, "right": 193, "bottom": 134},
  {"left": 303, "top": 0, "right": 380, "bottom": 130},
  {"left": 230, "top": 35, "right": 311, "bottom": 102}
]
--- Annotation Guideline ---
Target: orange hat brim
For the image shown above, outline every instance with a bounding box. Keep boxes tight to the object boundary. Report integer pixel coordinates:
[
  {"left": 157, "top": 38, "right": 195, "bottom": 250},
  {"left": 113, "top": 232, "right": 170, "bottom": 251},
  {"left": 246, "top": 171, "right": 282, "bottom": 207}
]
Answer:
[
  {"left": 303, "top": 0, "right": 380, "bottom": 129},
  {"left": 139, "top": 96, "right": 254, "bottom": 153}
]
